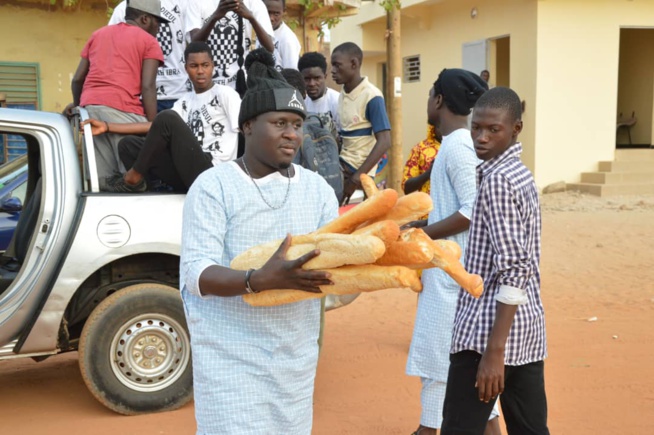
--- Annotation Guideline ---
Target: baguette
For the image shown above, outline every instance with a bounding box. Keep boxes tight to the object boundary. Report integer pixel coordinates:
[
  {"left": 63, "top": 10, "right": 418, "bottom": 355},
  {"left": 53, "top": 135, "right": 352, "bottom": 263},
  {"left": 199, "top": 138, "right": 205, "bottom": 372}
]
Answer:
[
  {"left": 314, "top": 188, "right": 398, "bottom": 234},
  {"left": 360, "top": 173, "right": 379, "bottom": 197},
  {"left": 351, "top": 220, "right": 401, "bottom": 247},
  {"left": 368, "top": 191, "right": 433, "bottom": 226},
  {"left": 231, "top": 233, "right": 386, "bottom": 271},
  {"left": 430, "top": 242, "right": 483, "bottom": 298},
  {"left": 375, "top": 228, "right": 433, "bottom": 265},
  {"left": 243, "top": 264, "right": 422, "bottom": 306}
]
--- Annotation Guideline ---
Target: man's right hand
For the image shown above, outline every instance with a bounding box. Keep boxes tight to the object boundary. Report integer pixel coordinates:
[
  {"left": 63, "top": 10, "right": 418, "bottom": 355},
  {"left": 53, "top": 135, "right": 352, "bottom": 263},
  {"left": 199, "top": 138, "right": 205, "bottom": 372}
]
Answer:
[
  {"left": 81, "top": 119, "right": 108, "bottom": 136},
  {"left": 400, "top": 219, "right": 428, "bottom": 230},
  {"left": 250, "top": 234, "right": 333, "bottom": 293},
  {"left": 212, "top": 0, "right": 238, "bottom": 21}
]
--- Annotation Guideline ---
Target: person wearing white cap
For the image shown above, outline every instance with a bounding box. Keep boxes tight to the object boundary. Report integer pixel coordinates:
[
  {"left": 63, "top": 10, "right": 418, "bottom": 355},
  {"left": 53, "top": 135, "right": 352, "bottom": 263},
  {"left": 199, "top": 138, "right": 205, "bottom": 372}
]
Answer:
[
  {"left": 109, "top": 0, "right": 191, "bottom": 112},
  {"left": 68, "top": 0, "right": 169, "bottom": 189}
]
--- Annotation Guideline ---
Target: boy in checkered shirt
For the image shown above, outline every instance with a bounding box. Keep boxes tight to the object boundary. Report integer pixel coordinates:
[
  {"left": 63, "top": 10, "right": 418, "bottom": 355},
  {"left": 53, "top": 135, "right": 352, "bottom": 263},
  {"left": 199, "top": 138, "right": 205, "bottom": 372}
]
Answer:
[{"left": 441, "top": 87, "right": 549, "bottom": 434}]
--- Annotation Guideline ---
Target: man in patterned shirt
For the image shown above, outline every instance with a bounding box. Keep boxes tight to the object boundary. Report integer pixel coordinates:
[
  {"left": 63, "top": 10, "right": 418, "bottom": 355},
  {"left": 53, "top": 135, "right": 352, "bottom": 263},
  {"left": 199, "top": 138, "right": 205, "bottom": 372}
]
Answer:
[
  {"left": 186, "top": 0, "right": 274, "bottom": 92},
  {"left": 441, "top": 87, "right": 549, "bottom": 434}
]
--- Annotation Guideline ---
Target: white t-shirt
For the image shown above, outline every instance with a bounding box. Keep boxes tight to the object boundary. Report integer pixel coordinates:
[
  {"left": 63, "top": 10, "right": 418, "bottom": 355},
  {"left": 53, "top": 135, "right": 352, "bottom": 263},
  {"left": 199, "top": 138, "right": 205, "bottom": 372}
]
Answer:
[
  {"left": 304, "top": 87, "right": 341, "bottom": 130},
  {"left": 185, "top": 0, "right": 273, "bottom": 88},
  {"left": 172, "top": 85, "right": 241, "bottom": 165},
  {"left": 109, "top": 0, "right": 189, "bottom": 100},
  {"left": 256, "top": 22, "right": 301, "bottom": 71}
]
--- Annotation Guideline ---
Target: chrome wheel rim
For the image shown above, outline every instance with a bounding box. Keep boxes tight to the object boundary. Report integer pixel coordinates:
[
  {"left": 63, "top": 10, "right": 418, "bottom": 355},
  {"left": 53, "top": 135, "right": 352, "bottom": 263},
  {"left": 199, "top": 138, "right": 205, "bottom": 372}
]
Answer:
[{"left": 109, "top": 313, "right": 190, "bottom": 392}]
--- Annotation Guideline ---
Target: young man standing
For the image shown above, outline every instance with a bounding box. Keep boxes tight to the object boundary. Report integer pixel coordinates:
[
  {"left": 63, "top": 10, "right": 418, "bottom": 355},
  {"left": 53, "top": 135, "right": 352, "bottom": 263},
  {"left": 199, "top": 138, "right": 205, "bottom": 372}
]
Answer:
[
  {"left": 405, "top": 69, "right": 500, "bottom": 435},
  {"left": 70, "top": 0, "right": 166, "bottom": 186},
  {"left": 180, "top": 57, "right": 338, "bottom": 434},
  {"left": 260, "top": 0, "right": 301, "bottom": 71},
  {"left": 331, "top": 42, "right": 391, "bottom": 204},
  {"left": 298, "top": 51, "right": 341, "bottom": 132},
  {"left": 441, "top": 87, "right": 548, "bottom": 435},
  {"left": 109, "top": 0, "right": 190, "bottom": 112},
  {"left": 186, "top": 0, "right": 274, "bottom": 92},
  {"left": 84, "top": 42, "right": 241, "bottom": 193}
]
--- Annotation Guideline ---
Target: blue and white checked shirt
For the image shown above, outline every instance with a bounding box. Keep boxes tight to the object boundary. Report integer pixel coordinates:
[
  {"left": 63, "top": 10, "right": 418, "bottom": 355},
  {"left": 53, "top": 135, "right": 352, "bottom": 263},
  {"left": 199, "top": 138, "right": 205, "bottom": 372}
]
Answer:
[
  {"left": 451, "top": 143, "right": 547, "bottom": 365},
  {"left": 180, "top": 162, "right": 339, "bottom": 434}
]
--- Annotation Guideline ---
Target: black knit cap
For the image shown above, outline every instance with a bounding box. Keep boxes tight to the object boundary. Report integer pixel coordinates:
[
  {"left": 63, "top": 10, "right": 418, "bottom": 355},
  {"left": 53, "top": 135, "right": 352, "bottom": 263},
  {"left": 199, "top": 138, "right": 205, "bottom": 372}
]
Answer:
[
  {"left": 238, "top": 50, "right": 307, "bottom": 129},
  {"left": 435, "top": 68, "right": 489, "bottom": 116}
]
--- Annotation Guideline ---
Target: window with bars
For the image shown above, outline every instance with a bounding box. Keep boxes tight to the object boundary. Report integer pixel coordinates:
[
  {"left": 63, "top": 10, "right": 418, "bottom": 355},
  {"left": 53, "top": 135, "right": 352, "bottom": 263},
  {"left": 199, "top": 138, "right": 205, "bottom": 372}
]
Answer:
[
  {"left": 403, "top": 55, "right": 421, "bottom": 83},
  {"left": 0, "top": 62, "right": 41, "bottom": 163}
]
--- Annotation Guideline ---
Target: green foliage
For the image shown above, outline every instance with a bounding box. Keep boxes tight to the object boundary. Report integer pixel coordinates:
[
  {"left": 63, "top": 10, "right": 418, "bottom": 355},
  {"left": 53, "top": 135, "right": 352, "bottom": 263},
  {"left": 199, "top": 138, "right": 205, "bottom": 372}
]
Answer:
[
  {"left": 379, "top": 0, "right": 401, "bottom": 12},
  {"left": 296, "top": 0, "right": 401, "bottom": 38}
]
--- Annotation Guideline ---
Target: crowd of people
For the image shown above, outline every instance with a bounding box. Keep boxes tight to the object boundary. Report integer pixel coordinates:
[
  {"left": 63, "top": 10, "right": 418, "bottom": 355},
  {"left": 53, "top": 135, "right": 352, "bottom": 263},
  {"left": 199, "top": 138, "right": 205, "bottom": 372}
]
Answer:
[{"left": 67, "top": 0, "right": 548, "bottom": 434}]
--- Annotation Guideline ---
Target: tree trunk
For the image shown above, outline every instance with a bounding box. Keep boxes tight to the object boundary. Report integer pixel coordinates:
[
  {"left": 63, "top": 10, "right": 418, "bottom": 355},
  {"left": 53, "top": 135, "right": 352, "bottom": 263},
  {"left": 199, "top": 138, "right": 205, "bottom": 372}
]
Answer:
[{"left": 386, "top": 6, "right": 403, "bottom": 193}]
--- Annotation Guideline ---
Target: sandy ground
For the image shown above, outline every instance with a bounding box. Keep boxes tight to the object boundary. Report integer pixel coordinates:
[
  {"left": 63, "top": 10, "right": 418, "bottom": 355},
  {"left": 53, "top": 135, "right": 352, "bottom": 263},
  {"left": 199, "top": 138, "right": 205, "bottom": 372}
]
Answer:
[{"left": 1, "top": 192, "right": 654, "bottom": 434}]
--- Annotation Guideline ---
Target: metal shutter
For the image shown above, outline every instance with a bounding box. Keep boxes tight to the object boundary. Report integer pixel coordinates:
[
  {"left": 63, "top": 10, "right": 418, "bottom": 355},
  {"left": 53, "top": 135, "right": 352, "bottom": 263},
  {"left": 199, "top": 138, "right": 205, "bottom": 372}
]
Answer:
[{"left": 0, "top": 62, "right": 41, "bottom": 162}]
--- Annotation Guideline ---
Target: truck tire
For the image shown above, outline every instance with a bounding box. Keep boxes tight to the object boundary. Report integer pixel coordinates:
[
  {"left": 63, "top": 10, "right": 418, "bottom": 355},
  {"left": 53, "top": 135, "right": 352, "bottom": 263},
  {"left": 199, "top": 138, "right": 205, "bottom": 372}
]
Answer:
[{"left": 78, "top": 283, "right": 193, "bottom": 415}]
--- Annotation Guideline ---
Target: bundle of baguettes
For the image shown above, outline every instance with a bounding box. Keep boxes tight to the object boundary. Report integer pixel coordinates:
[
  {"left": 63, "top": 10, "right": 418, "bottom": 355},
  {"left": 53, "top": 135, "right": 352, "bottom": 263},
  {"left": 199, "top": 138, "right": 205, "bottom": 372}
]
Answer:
[{"left": 232, "top": 175, "right": 483, "bottom": 306}]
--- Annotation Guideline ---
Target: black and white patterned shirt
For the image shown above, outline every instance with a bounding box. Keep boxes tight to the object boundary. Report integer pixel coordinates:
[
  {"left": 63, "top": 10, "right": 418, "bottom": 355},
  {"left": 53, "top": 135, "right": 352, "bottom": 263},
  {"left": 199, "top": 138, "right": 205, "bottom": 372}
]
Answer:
[{"left": 451, "top": 143, "right": 547, "bottom": 365}]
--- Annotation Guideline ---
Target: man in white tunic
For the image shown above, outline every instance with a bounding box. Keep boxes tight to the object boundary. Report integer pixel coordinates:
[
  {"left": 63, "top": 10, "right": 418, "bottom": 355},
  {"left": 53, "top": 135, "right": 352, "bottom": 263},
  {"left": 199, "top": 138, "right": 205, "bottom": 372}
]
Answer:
[
  {"left": 180, "top": 58, "right": 338, "bottom": 434},
  {"left": 405, "top": 69, "right": 500, "bottom": 435}
]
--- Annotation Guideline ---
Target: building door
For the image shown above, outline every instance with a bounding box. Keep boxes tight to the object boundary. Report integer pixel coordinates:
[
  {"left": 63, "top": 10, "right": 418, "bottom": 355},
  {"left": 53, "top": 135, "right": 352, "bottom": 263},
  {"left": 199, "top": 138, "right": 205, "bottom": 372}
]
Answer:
[{"left": 462, "top": 40, "right": 487, "bottom": 77}]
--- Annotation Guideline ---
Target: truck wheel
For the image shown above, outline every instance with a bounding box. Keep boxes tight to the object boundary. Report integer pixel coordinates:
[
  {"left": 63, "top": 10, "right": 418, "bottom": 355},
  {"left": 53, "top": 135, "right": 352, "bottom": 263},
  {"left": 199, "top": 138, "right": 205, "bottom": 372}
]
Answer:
[{"left": 78, "top": 283, "right": 192, "bottom": 415}]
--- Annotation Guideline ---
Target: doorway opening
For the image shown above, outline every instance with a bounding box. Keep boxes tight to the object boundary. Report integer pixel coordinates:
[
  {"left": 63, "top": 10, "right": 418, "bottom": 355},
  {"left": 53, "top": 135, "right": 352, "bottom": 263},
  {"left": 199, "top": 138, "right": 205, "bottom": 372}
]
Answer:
[
  {"left": 462, "top": 35, "right": 510, "bottom": 88},
  {"left": 616, "top": 28, "right": 654, "bottom": 148}
]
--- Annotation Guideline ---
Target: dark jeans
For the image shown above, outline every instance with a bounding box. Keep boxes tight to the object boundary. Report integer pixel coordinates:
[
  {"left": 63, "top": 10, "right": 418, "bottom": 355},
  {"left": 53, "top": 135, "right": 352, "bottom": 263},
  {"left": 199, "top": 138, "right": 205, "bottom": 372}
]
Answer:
[
  {"left": 442, "top": 351, "right": 549, "bottom": 435},
  {"left": 118, "top": 110, "right": 213, "bottom": 193},
  {"left": 157, "top": 99, "right": 176, "bottom": 112}
]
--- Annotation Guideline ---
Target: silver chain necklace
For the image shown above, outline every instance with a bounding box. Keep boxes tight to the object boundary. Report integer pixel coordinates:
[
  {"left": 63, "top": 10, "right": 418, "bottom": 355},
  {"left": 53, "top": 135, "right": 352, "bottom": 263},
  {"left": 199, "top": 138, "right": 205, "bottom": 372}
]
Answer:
[{"left": 241, "top": 159, "right": 291, "bottom": 210}]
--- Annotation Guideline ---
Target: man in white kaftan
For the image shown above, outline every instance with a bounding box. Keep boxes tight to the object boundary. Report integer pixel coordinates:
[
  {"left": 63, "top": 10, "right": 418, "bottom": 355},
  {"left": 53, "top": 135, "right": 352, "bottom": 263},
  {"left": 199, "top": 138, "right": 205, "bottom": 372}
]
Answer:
[{"left": 180, "top": 54, "right": 338, "bottom": 435}]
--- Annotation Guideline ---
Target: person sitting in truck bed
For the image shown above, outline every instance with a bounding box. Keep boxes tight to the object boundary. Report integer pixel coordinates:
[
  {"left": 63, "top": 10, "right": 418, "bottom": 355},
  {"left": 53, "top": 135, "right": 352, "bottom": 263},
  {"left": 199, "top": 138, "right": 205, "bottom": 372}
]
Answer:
[
  {"left": 67, "top": 0, "right": 167, "bottom": 190},
  {"left": 84, "top": 42, "right": 241, "bottom": 193}
]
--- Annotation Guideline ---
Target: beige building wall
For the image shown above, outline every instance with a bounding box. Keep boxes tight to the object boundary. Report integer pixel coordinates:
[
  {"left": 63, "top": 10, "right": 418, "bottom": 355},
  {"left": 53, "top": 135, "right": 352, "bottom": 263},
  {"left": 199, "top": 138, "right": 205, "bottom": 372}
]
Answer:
[
  {"left": 331, "top": 0, "right": 538, "bottom": 177},
  {"left": 535, "top": 0, "right": 654, "bottom": 187},
  {"left": 0, "top": 5, "right": 107, "bottom": 113}
]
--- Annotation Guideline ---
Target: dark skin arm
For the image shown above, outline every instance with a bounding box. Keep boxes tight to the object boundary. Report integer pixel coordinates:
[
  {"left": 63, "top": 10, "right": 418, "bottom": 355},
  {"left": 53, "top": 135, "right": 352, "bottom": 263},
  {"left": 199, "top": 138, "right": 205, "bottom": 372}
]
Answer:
[
  {"left": 141, "top": 58, "right": 160, "bottom": 121},
  {"left": 476, "top": 302, "right": 519, "bottom": 402},
  {"left": 403, "top": 160, "right": 434, "bottom": 194},
  {"left": 190, "top": 0, "right": 274, "bottom": 52},
  {"left": 421, "top": 211, "right": 470, "bottom": 240},
  {"left": 198, "top": 235, "right": 333, "bottom": 297},
  {"left": 65, "top": 58, "right": 90, "bottom": 116},
  {"left": 81, "top": 119, "right": 151, "bottom": 136},
  {"left": 235, "top": 1, "right": 274, "bottom": 52},
  {"left": 342, "top": 129, "right": 391, "bottom": 205}
]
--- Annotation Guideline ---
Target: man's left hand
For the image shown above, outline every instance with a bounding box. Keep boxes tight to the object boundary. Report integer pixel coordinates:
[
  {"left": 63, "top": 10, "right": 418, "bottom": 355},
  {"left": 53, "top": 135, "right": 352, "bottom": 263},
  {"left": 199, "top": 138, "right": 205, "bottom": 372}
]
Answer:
[{"left": 476, "top": 348, "right": 505, "bottom": 403}]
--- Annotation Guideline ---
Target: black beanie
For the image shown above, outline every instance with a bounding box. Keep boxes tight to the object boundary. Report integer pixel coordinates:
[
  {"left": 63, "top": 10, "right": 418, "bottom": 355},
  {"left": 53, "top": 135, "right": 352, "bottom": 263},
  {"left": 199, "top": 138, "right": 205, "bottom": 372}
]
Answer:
[
  {"left": 238, "top": 52, "right": 307, "bottom": 129},
  {"left": 435, "top": 68, "right": 489, "bottom": 116}
]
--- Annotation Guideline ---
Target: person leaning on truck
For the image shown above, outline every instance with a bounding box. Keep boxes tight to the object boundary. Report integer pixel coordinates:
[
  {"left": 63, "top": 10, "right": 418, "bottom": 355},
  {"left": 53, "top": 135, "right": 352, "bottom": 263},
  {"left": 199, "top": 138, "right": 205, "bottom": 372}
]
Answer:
[
  {"left": 66, "top": 0, "right": 167, "bottom": 190},
  {"left": 82, "top": 42, "right": 241, "bottom": 193}
]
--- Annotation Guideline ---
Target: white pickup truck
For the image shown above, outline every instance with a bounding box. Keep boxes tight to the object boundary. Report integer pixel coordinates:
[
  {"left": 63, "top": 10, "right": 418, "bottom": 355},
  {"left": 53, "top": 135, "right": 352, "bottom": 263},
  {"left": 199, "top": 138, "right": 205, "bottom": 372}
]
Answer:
[{"left": 0, "top": 107, "right": 356, "bottom": 415}]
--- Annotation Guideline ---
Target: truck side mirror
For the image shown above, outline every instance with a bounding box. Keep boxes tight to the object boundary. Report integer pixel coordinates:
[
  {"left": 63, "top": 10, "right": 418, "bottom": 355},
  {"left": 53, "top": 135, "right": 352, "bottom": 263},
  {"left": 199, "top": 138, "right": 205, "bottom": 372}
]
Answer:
[{"left": 0, "top": 196, "right": 22, "bottom": 213}]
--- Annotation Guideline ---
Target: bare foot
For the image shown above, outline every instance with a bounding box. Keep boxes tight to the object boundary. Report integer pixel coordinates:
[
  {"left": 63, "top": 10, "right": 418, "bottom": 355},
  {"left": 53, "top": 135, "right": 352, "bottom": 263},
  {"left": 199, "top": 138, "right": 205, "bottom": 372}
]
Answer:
[{"left": 123, "top": 168, "right": 144, "bottom": 186}]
